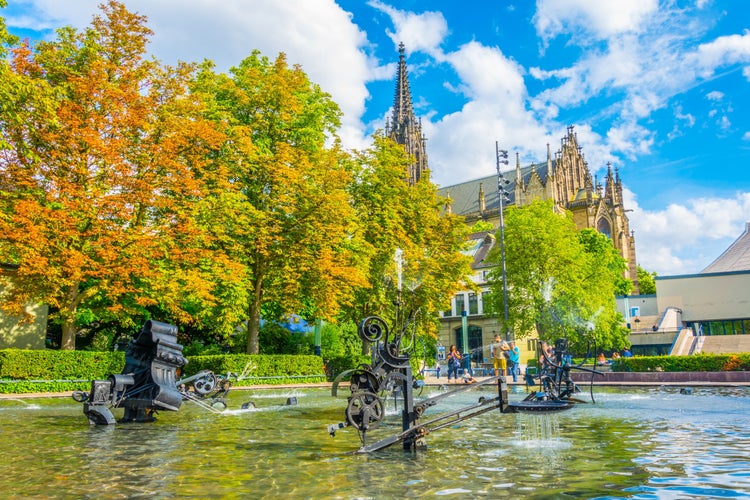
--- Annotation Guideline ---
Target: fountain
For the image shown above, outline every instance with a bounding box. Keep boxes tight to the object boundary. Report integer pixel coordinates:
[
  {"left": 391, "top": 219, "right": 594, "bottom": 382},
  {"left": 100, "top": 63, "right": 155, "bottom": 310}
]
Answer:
[
  {"left": 2, "top": 385, "right": 749, "bottom": 497},
  {"left": 71, "top": 320, "right": 228, "bottom": 424}
]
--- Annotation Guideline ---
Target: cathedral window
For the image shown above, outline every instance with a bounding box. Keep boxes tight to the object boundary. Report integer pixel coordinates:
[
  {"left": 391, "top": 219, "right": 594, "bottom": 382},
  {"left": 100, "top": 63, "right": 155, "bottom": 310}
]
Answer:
[{"left": 597, "top": 218, "right": 612, "bottom": 238}]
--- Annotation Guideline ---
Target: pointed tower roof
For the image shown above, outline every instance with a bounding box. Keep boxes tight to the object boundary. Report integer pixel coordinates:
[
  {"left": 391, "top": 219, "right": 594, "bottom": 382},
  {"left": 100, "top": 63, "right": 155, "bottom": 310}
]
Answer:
[{"left": 385, "top": 42, "right": 429, "bottom": 185}]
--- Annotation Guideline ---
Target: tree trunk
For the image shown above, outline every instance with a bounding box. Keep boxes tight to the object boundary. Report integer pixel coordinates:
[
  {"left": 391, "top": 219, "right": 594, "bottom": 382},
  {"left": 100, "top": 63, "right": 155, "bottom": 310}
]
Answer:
[
  {"left": 60, "top": 317, "right": 76, "bottom": 350},
  {"left": 246, "top": 268, "right": 264, "bottom": 354},
  {"left": 59, "top": 284, "right": 80, "bottom": 350}
]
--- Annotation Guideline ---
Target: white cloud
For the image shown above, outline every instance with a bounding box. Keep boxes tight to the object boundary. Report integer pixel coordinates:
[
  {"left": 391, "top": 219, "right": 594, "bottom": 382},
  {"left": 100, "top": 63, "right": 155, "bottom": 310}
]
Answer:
[
  {"left": 367, "top": 0, "right": 449, "bottom": 56},
  {"left": 706, "top": 90, "right": 724, "bottom": 101},
  {"left": 424, "top": 42, "right": 552, "bottom": 184},
  {"left": 625, "top": 189, "right": 750, "bottom": 275},
  {"left": 693, "top": 30, "right": 750, "bottom": 76},
  {"left": 12, "top": 0, "right": 382, "bottom": 151},
  {"left": 533, "top": 0, "right": 658, "bottom": 42}
]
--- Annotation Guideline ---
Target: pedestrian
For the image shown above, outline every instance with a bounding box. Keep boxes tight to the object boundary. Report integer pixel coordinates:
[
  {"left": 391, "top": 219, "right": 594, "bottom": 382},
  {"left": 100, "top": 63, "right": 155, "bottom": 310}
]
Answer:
[
  {"left": 508, "top": 341, "right": 520, "bottom": 383},
  {"left": 446, "top": 345, "right": 462, "bottom": 383},
  {"left": 491, "top": 334, "right": 509, "bottom": 376}
]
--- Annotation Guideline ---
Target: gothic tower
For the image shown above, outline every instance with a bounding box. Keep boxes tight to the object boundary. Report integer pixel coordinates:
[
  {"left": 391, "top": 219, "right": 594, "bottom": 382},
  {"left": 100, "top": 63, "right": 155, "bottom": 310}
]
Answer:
[{"left": 385, "top": 42, "right": 429, "bottom": 185}]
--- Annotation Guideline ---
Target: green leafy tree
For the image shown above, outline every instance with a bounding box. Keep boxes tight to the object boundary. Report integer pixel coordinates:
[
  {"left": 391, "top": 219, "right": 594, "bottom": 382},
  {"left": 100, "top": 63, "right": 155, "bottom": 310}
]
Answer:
[
  {"left": 0, "top": 1, "right": 17, "bottom": 57},
  {"left": 577, "top": 228, "right": 633, "bottom": 296},
  {"left": 487, "top": 200, "right": 629, "bottom": 352},
  {"left": 191, "top": 52, "right": 367, "bottom": 354},
  {"left": 345, "top": 133, "right": 473, "bottom": 353},
  {"left": 637, "top": 265, "right": 657, "bottom": 295},
  {"left": 470, "top": 220, "right": 494, "bottom": 233}
]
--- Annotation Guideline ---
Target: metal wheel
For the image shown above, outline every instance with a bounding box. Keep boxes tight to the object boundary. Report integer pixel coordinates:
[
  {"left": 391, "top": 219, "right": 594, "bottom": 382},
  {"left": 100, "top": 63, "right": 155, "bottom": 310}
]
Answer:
[
  {"left": 349, "top": 370, "right": 380, "bottom": 395},
  {"left": 193, "top": 372, "right": 217, "bottom": 395},
  {"left": 345, "top": 391, "right": 384, "bottom": 432}
]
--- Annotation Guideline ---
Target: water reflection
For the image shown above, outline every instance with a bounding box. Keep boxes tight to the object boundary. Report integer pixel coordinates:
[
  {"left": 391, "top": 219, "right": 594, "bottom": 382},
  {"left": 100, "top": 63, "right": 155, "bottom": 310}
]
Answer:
[{"left": 0, "top": 386, "right": 749, "bottom": 498}]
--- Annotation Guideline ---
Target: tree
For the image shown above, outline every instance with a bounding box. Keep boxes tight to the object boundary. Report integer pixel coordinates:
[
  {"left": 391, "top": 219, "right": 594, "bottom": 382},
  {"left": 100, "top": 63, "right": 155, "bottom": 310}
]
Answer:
[
  {"left": 577, "top": 228, "right": 633, "bottom": 296},
  {"left": 191, "top": 52, "right": 367, "bottom": 354},
  {"left": 0, "top": 1, "right": 217, "bottom": 349},
  {"left": 637, "top": 265, "right": 657, "bottom": 295},
  {"left": 486, "top": 200, "right": 629, "bottom": 352},
  {"left": 345, "top": 133, "right": 474, "bottom": 353}
]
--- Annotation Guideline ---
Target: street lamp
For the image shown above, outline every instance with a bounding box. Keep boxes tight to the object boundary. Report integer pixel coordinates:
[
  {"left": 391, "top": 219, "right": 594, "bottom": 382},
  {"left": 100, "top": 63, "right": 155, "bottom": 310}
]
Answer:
[{"left": 495, "top": 141, "right": 511, "bottom": 341}]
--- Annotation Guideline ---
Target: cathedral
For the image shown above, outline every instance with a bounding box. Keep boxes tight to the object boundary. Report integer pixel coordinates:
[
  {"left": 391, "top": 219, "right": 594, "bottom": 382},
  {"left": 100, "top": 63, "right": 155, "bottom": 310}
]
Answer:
[
  {"left": 386, "top": 44, "right": 639, "bottom": 291},
  {"left": 385, "top": 43, "right": 429, "bottom": 186}
]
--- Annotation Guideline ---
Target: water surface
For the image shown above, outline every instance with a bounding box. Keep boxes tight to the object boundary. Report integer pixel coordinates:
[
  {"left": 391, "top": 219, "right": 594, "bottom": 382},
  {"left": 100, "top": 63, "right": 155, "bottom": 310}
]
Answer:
[{"left": 1, "top": 385, "right": 748, "bottom": 498}]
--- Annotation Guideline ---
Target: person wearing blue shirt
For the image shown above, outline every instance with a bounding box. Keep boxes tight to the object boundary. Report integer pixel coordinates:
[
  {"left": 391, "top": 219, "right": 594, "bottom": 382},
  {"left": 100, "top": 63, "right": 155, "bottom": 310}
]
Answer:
[{"left": 508, "top": 341, "right": 521, "bottom": 382}]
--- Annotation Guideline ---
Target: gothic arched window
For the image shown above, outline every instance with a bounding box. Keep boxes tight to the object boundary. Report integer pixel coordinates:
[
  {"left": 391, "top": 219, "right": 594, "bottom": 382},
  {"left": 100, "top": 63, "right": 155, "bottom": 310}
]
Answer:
[{"left": 597, "top": 217, "right": 612, "bottom": 239}]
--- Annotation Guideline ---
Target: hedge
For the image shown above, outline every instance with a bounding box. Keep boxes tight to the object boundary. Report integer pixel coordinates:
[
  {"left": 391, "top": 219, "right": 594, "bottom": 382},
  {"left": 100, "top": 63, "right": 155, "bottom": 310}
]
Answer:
[
  {"left": 186, "top": 354, "right": 326, "bottom": 385},
  {"left": 611, "top": 353, "right": 750, "bottom": 372},
  {"left": 0, "top": 349, "right": 124, "bottom": 379},
  {"left": 0, "top": 349, "right": 326, "bottom": 394},
  {"left": 4, "top": 349, "right": 749, "bottom": 395}
]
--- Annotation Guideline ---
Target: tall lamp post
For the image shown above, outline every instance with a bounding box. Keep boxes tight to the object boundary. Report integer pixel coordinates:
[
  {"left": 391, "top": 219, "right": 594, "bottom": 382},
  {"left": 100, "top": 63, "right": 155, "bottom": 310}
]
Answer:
[{"left": 495, "top": 141, "right": 511, "bottom": 341}]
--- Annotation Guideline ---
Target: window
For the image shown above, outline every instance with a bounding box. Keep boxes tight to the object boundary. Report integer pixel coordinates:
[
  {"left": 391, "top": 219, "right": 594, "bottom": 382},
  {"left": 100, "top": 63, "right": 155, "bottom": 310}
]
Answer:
[
  {"left": 597, "top": 218, "right": 612, "bottom": 238},
  {"left": 455, "top": 294, "right": 466, "bottom": 315},
  {"left": 454, "top": 325, "right": 484, "bottom": 364},
  {"left": 468, "top": 293, "right": 479, "bottom": 315}
]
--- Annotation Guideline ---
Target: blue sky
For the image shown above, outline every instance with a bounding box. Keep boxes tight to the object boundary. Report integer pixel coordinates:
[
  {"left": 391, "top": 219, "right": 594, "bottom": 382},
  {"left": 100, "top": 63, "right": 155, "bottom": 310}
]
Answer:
[{"left": 3, "top": 0, "right": 750, "bottom": 277}]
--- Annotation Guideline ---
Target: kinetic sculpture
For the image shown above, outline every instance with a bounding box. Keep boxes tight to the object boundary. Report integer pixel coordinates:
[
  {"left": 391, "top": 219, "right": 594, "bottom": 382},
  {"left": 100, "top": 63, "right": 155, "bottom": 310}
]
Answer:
[
  {"left": 512, "top": 337, "right": 604, "bottom": 412},
  {"left": 328, "top": 313, "right": 513, "bottom": 453},
  {"left": 72, "top": 320, "right": 225, "bottom": 425},
  {"left": 328, "top": 245, "right": 604, "bottom": 453},
  {"left": 329, "top": 322, "right": 603, "bottom": 453}
]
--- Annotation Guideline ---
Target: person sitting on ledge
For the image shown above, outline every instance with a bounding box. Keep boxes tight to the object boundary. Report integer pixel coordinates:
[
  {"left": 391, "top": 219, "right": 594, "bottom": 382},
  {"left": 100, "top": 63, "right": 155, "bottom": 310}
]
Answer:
[{"left": 597, "top": 353, "right": 607, "bottom": 366}]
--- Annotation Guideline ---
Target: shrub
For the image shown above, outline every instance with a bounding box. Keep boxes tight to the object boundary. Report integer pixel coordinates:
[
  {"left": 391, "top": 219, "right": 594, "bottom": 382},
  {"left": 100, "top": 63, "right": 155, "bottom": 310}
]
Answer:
[
  {"left": 611, "top": 353, "right": 750, "bottom": 372},
  {"left": 0, "top": 349, "right": 326, "bottom": 393},
  {"left": 186, "top": 353, "right": 326, "bottom": 384}
]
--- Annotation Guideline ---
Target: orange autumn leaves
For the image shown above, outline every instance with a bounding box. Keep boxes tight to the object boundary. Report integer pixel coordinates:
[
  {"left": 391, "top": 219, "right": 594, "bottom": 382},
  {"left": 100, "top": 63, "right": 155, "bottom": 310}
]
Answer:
[{"left": 0, "top": 1, "right": 472, "bottom": 352}]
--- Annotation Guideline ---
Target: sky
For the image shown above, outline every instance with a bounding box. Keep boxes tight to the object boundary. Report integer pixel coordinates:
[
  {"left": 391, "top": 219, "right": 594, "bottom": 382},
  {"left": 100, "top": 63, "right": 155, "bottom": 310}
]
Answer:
[{"left": 3, "top": 0, "right": 750, "bottom": 277}]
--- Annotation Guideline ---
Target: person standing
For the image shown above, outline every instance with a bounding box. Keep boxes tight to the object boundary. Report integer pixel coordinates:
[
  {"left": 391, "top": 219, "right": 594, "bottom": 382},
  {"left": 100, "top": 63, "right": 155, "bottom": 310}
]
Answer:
[
  {"left": 491, "top": 334, "right": 509, "bottom": 376},
  {"left": 446, "top": 345, "right": 462, "bottom": 383},
  {"left": 508, "top": 341, "right": 520, "bottom": 383}
]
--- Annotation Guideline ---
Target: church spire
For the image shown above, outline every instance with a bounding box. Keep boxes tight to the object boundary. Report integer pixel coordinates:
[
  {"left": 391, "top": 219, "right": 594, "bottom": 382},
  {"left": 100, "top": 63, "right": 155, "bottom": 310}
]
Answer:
[{"left": 385, "top": 42, "right": 429, "bottom": 185}]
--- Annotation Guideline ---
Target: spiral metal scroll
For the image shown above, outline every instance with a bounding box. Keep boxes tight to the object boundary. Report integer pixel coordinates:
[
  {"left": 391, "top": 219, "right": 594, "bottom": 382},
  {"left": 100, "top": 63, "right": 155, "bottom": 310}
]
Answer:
[{"left": 358, "top": 316, "right": 387, "bottom": 343}]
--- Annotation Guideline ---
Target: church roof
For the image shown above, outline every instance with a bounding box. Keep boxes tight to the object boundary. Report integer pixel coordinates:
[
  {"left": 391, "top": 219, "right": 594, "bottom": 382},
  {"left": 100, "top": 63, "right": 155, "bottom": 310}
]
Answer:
[
  {"left": 464, "top": 231, "right": 497, "bottom": 270},
  {"left": 701, "top": 222, "right": 750, "bottom": 273},
  {"left": 438, "top": 162, "right": 550, "bottom": 217}
]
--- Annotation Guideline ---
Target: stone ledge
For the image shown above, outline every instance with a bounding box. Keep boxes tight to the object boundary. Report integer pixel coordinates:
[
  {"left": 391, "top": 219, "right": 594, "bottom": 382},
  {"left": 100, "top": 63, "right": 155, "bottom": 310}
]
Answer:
[{"left": 569, "top": 371, "right": 750, "bottom": 385}]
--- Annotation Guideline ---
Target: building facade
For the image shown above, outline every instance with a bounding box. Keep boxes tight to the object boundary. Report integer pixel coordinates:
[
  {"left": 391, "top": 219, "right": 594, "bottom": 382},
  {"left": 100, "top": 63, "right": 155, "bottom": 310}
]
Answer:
[{"left": 385, "top": 47, "right": 638, "bottom": 368}]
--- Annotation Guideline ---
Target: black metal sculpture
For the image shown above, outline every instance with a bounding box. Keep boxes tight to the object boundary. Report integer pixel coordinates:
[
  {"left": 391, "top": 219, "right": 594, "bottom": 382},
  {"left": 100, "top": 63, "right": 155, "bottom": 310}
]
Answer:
[
  {"left": 329, "top": 311, "right": 517, "bottom": 453},
  {"left": 73, "top": 320, "right": 202, "bottom": 424},
  {"left": 507, "top": 337, "right": 604, "bottom": 413},
  {"left": 328, "top": 312, "right": 604, "bottom": 452}
]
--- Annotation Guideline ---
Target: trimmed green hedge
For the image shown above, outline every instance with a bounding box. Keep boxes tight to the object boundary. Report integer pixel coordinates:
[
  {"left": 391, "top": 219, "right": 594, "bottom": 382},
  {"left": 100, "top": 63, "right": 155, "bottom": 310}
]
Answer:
[
  {"left": 0, "top": 349, "right": 326, "bottom": 394},
  {"left": 0, "top": 349, "right": 124, "bottom": 379},
  {"left": 186, "top": 354, "right": 326, "bottom": 384},
  {"left": 611, "top": 353, "right": 750, "bottom": 372},
  {"left": 6, "top": 348, "right": 748, "bottom": 394},
  {"left": 324, "top": 355, "right": 372, "bottom": 379}
]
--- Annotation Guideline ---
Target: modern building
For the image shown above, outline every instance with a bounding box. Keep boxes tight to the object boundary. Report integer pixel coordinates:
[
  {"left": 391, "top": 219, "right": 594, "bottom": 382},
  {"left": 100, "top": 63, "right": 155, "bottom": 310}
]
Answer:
[{"left": 617, "top": 222, "right": 750, "bottom": 355}]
